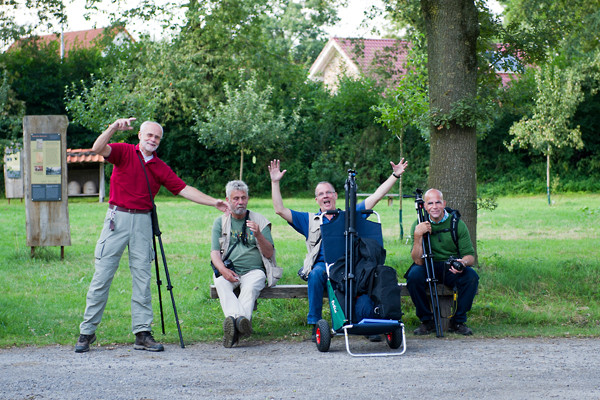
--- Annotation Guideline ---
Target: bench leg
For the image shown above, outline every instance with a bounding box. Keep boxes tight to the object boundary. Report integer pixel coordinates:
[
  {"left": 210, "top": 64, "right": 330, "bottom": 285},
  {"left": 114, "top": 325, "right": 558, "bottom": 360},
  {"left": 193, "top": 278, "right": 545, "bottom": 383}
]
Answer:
[{"left": 438, "top": 296, "right": 453, "bottom": 332}]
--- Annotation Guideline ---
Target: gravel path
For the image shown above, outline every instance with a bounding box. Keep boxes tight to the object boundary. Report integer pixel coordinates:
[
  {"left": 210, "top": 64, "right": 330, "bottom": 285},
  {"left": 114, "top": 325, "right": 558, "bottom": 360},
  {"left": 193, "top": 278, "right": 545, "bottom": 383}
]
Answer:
[{"left": 1, "top": 336, "right": 599, "bottom": 399}]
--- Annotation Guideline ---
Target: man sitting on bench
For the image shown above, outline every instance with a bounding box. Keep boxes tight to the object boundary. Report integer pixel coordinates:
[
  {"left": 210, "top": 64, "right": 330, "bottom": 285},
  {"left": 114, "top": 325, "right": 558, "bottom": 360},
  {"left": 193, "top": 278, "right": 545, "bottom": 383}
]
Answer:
[
  {"left": 268, "top": 159, "right": 407, "bottom": 343},
  {"left": 211, "top": 180, "right": 282, "bottom": 348}
]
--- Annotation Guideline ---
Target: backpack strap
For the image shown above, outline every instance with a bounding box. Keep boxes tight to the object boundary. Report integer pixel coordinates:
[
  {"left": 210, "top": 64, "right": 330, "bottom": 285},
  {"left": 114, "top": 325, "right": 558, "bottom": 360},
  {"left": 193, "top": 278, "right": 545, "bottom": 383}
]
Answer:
[
  {"left": 430, "top": 207, "right": 461, "bottom": 257},
  {"left": 446, "top": 207, "right": 461, "bottom": 258}
]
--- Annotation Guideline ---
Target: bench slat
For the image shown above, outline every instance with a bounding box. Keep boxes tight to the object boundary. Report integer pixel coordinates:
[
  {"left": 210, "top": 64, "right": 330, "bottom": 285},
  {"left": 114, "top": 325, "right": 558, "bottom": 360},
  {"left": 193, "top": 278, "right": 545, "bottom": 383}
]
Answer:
[{"left": 209, "top": 283, "right": 455, "bottom": 299}]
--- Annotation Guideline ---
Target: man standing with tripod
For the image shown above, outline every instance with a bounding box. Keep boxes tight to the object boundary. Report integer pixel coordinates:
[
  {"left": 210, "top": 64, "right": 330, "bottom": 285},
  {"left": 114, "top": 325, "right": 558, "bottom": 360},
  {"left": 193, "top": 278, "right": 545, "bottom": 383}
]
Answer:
[
  {"left": 75, "top": 117, "right": 228, "bottom": 353},
  {"left": 406, "top": 188, "right": 479, "bottom": 336}
]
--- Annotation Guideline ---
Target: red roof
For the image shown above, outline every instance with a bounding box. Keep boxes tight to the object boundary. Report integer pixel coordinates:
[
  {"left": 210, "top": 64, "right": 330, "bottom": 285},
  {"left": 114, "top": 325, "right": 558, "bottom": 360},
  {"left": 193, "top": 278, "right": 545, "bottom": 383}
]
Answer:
[
  {"left": 332, "top": 37, "right": 409, "bottom": 76},
  {"left": 7, "top": 27, "right": 133, "bottom": 56},
  {"left": 67, "top": 149, "right": 104, "bottom": 164}
]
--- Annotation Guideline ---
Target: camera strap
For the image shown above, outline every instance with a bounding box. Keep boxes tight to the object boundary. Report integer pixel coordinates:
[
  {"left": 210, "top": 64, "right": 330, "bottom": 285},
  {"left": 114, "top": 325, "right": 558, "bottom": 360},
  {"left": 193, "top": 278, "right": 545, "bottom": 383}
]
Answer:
[
  {"left": 221, "top": 210, "right": 250, "bottom": 261},
  {"left": 136, "top": 151, "right": 160, "bottom": 236}
]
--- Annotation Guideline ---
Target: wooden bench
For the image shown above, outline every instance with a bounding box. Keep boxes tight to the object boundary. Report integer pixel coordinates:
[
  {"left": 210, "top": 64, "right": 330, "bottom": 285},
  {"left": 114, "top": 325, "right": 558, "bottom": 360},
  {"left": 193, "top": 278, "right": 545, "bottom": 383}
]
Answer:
[
  {"left": 210, "top": 283, "right": 456, "bottom": 331},
  {"left": 357, "top": 193, "right": 399, "bottom": 206}
]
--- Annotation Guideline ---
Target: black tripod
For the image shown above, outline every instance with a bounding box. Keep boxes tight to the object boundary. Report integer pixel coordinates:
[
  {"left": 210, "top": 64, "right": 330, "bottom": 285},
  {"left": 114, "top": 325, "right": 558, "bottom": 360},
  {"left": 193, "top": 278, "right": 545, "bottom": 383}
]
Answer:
[
  {"left": 151, "top": 206, "right": 185, "bottom": 348},
  {"left": 414, "top": 189, "right": 443, "bottom": 337},
  {"left": 343, "top": 169, "right": 358, "bottom": 324}
]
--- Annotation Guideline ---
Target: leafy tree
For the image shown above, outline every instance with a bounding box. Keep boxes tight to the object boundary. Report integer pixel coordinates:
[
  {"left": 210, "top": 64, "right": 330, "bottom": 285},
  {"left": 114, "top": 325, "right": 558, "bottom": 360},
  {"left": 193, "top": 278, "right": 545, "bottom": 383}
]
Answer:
[
  {"left": 375, "top": 34, "right": 429, "bottom": 239},
  {"left": 0, "top": 69, "right": 25, "bottom": 148},
  {"left": 194, "top": 76, "right": 297, "bottom": 180},
  {"left": 65, "top": 64, "right": 161, "bottom": 140},
  {"left": 507, "top": 64, "right": 586, "bottom": 204},
  {"left": 0, "top": 0, "right": 67, "bottom": 48}
]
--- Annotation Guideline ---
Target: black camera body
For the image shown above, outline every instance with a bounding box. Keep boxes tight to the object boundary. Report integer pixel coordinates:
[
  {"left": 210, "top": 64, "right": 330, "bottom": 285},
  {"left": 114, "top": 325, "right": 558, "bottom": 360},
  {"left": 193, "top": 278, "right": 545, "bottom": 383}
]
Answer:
[
  {"left": 223, "top": 258, "right": 234, "bottom": 271},
  {"left": 446, "top": 256, "right": 465, "bottom": 272},
  {"left": 297, "top": 267, "right": 309, "bottom": 282},
  {"left": 211, "top": 258, "right": 235, "bottom": 278}
]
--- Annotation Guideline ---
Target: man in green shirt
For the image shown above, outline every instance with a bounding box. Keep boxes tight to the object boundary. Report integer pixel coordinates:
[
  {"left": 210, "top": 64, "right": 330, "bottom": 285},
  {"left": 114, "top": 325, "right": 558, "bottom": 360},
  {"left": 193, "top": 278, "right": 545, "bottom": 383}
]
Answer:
[
  {"left": 406, "top": 188, "right": 479, "bottom": 335},
  {"left": 211, "top": 180, "right": 282, "bottom": 348}
]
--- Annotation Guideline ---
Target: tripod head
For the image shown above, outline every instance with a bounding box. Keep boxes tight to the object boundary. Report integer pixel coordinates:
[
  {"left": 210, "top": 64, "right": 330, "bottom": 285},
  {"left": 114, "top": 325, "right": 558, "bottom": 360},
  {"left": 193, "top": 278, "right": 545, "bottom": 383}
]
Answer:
[{"left": 414, "top": 188, "right": 429, "bottom": 223}]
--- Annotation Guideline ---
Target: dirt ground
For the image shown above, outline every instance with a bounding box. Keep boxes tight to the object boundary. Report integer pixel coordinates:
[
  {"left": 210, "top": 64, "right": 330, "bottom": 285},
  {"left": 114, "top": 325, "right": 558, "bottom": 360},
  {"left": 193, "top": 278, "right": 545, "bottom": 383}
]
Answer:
[{"left": 1, "top": 335, "right": 599, "bottom": 400}]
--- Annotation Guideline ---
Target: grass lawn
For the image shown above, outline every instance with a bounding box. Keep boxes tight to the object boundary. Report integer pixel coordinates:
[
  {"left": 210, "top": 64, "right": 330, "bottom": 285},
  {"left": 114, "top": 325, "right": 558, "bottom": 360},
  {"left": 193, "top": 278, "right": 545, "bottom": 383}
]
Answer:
[{"left": 0, "top": 192, "right": 598, "bottom": 347}]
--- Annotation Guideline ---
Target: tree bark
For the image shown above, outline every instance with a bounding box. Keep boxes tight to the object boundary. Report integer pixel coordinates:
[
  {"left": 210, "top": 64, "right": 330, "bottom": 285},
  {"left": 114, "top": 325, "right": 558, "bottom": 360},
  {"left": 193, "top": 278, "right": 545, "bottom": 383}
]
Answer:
[{"left": 422, "top": 0, "right": 479, "bottom": 255}]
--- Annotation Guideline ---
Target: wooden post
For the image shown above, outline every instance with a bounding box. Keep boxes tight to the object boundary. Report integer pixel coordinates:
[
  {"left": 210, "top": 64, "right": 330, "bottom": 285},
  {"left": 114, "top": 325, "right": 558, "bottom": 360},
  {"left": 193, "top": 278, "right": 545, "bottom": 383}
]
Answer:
[{"left": 23, "top": 116, "right": 71, "bottom": 258}]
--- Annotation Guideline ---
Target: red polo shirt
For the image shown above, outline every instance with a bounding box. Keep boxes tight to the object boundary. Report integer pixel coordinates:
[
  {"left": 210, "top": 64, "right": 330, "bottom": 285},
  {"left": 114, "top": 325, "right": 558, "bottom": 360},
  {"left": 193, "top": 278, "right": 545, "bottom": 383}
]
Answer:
[{"left": 107, "top": 143, "right": 187, "bottom": 210}]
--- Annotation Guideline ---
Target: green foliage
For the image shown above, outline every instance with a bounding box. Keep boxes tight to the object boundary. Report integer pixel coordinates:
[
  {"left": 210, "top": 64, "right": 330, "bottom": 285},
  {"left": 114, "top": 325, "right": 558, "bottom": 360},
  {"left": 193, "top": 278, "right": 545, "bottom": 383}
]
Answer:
[
  {"left": 65, "top": 69, "right": 161, "bottom": 138},
  {"left": 375, "top": 32, "right": 429, "bottom": 137},
  {"left": 194, "top": 76, "right": 298, "bottom": 179},
  {"left": 507, "top": 64, "right": 585, "bottom": 156},
  {"left": 0, "top": 70, "right": 25, "bottom": 149}
]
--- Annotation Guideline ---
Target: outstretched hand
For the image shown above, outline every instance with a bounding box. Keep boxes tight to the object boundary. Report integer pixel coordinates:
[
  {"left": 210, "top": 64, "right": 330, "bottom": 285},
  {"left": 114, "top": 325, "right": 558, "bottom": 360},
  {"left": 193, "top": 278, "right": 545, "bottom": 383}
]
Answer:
[
  {"left": 391, "top": 158, "right": 408, "bottom": 177},
  {"left": 110, "top": 117, "right": 137, "bottom": 131},
  {"left": 268, "top": 159, "right": 287, "bottom": 182},
  {"left": 214, "top": 199, "right": 230, "bottom": 214}
]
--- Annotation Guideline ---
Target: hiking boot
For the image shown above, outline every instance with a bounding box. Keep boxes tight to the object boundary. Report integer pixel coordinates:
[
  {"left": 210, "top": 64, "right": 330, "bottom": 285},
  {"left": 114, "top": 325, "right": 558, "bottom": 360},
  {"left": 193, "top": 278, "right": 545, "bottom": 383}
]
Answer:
[
  {"left": 365, "top": 335, "right": 383, "bottom": 342},
  {"left": 134, "top": 331, "right": 164, "bottom": 352},
  {"left": 413, "top": 320, "right": 436, "bottom": 335},
  {"left": 449, "top": 321, "right": 473, "bottom": 336},
  {"left": 75, "top": 333, "right": 96, "bottom": 353},
  {"left": 235, "top": 316, "right": 252, "bottom": 339},
  {"left": 223, "top": 316, "right": 239, "bottom": 348},
  {"left": 311, "top": 325, "right": 317, "bottom": 343}
]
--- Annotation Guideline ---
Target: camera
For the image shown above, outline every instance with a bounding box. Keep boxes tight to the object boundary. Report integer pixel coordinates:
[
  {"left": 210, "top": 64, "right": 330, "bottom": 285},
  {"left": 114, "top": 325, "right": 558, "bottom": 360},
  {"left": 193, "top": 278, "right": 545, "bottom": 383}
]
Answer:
[
  {"left": 446, "top": 256, "right": 465, "bottom": 272},
  {"left": 223, "top": 258, "right": 235, "bottom": 271},
  {"left": 211, "top": 258, "right": 235, "bottom": 278},
  {"left": 297, "top": 267, "right": 309, "bottom": 282}
]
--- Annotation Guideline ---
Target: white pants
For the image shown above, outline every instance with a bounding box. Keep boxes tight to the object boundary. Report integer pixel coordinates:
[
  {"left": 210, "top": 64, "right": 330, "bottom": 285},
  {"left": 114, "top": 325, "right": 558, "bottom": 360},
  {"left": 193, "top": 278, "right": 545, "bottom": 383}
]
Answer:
[{"left": 214, "top": 269, "right": 266, "bottom": 320}]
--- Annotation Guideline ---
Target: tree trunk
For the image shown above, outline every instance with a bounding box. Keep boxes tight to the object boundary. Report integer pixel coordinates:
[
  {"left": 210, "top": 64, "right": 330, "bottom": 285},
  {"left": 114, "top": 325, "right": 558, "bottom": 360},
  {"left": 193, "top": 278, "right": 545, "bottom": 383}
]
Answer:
[
  {"left": 239, "top": 149, "right": 244, "bottom": 181},
  {"left": 422, "top": 0, "right": 479, "bottom": 256},
  {"left": 546, "top": 145, "right": 551, "bottom": 205}
]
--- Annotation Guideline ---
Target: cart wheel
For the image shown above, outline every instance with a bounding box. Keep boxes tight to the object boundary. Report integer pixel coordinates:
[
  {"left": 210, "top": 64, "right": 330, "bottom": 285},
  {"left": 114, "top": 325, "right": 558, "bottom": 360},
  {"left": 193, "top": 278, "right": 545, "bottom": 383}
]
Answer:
[
  {"left": 386, "top": 326, "right": 403, "bottom": 349},
  {"left": 315, "top": 319, "right": 331, "bottom": 352}
]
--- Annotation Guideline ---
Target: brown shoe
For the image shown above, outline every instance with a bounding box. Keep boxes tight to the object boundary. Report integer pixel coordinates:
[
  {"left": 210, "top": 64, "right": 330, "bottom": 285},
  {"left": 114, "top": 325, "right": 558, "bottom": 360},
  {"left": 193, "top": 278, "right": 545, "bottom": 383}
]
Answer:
[
  {"left": 413, "top": 320, "right": 436, "bottom": 335},
  {"left": 75, "top": 333, "right": 96, "bottom": 353},
  {"left": 223, "top": 316, "right": 239, "bottom": 348},
  {"left": 449, "top": 321, "right": 473, "bottom": 335},
  {"left": 134, "top": 331, "right": 164, "bottom": 352},
  {"left": 235, "top": 316, "right": 252, "bottom": 338}
]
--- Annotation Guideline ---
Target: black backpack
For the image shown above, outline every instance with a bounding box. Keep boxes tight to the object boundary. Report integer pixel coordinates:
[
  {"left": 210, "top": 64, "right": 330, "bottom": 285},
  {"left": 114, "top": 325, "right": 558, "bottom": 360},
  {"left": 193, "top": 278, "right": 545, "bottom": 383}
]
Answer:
[{"left": 367, "top": 265, "right": 403, "bottom": 320}]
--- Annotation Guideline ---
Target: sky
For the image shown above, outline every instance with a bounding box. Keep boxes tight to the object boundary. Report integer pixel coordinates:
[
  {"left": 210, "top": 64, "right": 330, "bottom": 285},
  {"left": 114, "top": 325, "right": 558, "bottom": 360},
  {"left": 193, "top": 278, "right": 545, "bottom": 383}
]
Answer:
[{"left": 14, "top": 0, "right": 504, "bottom": 41}]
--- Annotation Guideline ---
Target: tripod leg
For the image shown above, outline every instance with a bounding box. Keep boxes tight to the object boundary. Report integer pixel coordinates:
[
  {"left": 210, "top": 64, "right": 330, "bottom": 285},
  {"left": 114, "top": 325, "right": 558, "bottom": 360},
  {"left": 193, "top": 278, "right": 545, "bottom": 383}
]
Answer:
[
  {"left": 157, "top": 234, "right": 185, "bottom": 348},
  {"left": 153, "top": 237, "right": 166, "bottom": 335},
  {"left": 425, "top": 262, "right": 443, "bottom": 337}
]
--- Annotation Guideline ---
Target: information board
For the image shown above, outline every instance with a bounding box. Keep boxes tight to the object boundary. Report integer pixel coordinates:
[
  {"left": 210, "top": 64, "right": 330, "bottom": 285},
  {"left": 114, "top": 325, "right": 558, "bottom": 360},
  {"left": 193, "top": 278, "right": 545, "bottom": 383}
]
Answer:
[{"left": 29, "top": 133, "right": 62, "bottom": 201}]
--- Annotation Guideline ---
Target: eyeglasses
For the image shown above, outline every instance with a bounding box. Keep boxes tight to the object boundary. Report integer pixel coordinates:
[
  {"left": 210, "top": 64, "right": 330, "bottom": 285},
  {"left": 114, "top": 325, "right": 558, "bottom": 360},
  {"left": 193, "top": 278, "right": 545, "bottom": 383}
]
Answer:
[{"left": 316, "top": 191, "right": 335, "bottom": 198}]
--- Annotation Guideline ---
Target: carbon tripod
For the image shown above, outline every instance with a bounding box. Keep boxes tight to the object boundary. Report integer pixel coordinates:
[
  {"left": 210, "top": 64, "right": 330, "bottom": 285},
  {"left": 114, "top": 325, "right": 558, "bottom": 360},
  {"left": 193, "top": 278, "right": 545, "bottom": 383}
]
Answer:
[
  {"left": 414, "top": 189, "right": 443, "bottom": 337},
  {"left": 151, "top": 206, "right": 185, "bottom": 348}
]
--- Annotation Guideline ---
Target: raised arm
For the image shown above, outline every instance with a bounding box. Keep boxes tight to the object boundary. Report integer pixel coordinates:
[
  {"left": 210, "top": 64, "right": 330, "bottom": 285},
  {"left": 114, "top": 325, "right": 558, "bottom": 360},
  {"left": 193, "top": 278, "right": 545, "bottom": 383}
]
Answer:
[
  {"left": 268, "top": 159, "right": 293, "bottom": 223},
  {"left": 364, "top": 158, "right": 408, "bottom": 210},
  {"left": 92, "top": 117, "right": 137, "bottom": 157}
]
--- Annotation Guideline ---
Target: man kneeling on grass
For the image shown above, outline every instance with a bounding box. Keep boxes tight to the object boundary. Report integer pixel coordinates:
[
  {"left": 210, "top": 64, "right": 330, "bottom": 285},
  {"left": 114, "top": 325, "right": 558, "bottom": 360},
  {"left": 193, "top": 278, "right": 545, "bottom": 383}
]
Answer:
[{"left": 211, "top": 180, "right": 282, "bottom": 347}]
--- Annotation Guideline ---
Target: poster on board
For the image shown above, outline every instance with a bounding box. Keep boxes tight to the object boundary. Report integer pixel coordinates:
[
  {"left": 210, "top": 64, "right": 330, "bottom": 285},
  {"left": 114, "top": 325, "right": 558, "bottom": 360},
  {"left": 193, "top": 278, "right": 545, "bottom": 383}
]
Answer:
[{"left": 29, "top": 132, "right": 62, "bottom": 201}]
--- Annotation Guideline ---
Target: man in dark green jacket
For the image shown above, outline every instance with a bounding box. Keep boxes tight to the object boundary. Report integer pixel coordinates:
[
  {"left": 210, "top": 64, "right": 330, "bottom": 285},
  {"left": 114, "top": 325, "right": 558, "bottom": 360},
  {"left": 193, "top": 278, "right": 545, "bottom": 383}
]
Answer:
[{"left": 405, "top": 188, "right": 479, "bottom": 336}]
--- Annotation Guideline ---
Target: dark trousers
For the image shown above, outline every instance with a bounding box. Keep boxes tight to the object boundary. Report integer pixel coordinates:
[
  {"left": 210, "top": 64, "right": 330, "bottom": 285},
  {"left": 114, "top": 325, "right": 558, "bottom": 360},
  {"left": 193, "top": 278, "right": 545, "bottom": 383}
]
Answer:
[{"left": 405, "top": 261, "right": 479, "bottom": 324}]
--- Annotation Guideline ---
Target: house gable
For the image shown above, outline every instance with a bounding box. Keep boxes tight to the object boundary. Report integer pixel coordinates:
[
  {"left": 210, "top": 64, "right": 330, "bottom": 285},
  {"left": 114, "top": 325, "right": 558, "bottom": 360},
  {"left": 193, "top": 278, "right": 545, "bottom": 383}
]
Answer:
[{"left": 309, "top": 37, "right": 409, "bottom": 91}]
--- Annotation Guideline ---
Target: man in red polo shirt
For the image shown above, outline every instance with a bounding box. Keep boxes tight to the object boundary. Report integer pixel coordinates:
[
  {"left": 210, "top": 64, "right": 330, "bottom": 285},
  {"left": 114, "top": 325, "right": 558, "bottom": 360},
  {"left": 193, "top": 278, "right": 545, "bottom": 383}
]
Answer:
[{"left": 75, "top": 117, "right": 229, "bottom": 353}]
